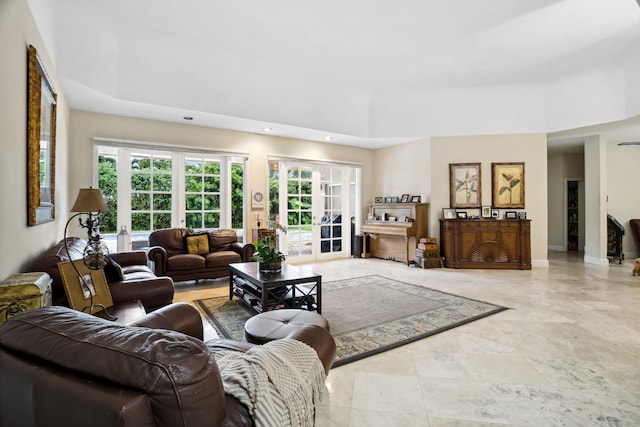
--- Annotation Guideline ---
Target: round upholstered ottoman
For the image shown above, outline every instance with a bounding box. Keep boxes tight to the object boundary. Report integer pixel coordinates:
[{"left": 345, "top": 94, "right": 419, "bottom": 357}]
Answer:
[{"left": 244, "top": 309, "right": 330, "bottom": 345}]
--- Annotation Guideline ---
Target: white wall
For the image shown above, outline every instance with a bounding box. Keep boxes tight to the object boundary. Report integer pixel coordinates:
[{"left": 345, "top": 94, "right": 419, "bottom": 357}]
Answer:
[
  {"left": 607, "top": 142, "right": 640, "bottom": 259},
  {"left": 0, "top": 0, "right": 70, "bottom": 278}
]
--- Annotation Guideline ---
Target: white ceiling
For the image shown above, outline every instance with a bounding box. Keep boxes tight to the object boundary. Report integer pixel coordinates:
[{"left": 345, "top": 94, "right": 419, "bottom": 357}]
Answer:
[{"left": 28, "top": 0, "right": 640, "bottom": 149}]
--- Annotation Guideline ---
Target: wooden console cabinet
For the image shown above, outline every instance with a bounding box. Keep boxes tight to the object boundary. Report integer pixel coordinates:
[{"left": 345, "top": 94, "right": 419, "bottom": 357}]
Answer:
[
  {"left": 440, "top": 219, "right": 531, "bottom": 270},
  {"left": 362, "top": 203, "right": 428, "bottom": 264}
]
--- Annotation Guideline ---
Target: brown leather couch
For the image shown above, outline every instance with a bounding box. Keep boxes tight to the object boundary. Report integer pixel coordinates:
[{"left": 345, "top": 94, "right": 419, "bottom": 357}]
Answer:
[
  {"left": 0, "top": 303, "right": 336, "bottom": 427},
  {"left": 31, "top": 237, "right": 174, "bottom": 311},
  {"left": 148, "top": 228, "right": 255, "bottom": 282}
]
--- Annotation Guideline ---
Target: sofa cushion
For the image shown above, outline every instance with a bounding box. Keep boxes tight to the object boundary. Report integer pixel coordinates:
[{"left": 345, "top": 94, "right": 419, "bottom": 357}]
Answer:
[
  {"left": 184, "top": 233, "right": 210, "bottom": 255},
  {"left": 103, "top": 259, "right": 126, "bottom": 283},
  {"left": 167, "top": 253, "right": 206, "bottom": 271},
  {"left": 0, "top": 306, "right": 227, "bottom": 427},
  {"left": 205, "top": 251, "right": 242, "bottom": 268},
  {"left": 208, "top": 229, "right": 238, "bottom": 252}
]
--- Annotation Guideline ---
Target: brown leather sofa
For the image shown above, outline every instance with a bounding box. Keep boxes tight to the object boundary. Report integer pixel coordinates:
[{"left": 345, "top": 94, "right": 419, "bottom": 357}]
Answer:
[
  {"left": 148, "top": 228, "right": 255, "bottom": 282},
  {"left": 31, "top": 237, "right": 174, "bottom": 311},
  {"left": 0, "top": 303, "right": 336, "bottom": 427}
]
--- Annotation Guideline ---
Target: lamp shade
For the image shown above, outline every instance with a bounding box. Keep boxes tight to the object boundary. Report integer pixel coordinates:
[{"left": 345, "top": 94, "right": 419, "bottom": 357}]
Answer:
[{"left": 70, "top": 188, "right": 109, "bottom": 213}]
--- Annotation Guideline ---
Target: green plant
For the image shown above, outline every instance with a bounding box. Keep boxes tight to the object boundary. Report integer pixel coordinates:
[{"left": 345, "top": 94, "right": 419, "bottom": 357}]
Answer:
[{"left": 251, "top": 237, "right": 286, "bottom": 264}]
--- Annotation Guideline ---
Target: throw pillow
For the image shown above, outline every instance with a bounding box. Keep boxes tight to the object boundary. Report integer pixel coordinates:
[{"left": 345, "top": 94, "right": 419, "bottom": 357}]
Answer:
[
  {"left": 103, "top": 258, "right": 125, "bottom": 283},
  {"left": 184, "top": 233, "right": 210, "bottom": 255}
]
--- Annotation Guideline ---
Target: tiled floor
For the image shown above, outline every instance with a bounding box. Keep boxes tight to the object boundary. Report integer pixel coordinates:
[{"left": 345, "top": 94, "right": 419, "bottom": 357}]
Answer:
[{"left": 173, "top": 252, "right": 640, "bottom": 426}]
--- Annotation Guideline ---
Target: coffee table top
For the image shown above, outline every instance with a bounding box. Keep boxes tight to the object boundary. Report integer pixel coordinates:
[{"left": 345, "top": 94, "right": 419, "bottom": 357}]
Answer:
[{"left": 229, "top": 262, "right": 320, "bottom": 285}]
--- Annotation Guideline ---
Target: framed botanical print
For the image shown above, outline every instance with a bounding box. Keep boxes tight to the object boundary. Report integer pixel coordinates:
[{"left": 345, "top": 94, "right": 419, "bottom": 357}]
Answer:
[
  {"left": 449, "top": 163, "right": 481, "bottom": 208},
  {"left": 492, "top": 162, "right": 525, "bottom": 209}
]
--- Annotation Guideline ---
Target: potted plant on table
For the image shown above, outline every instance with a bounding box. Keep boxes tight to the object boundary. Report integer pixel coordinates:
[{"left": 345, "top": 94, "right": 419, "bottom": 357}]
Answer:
[{"left": 251, "top": 236, "right": 286, "bottom": 273}]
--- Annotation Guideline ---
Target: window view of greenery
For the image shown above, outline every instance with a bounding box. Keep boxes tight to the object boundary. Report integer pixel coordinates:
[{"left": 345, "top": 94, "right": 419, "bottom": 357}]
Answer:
[
  {"left": 184, "top": 157, "right": 220, "bottom": 229},
  {"left": 268, "top": 161, "right": 279, "bottom": 221},
  {"left": 231, "top": 163, "right": 244, "bottom": 229},
  {"left": 287, "top": 167, "right": 313, "bottom": 228},
  {"left": 131, "top": 153, "right": 172, "bottom": 232},
  {"left": 98, "top": 154, "right": 117, "bottom": 234}
]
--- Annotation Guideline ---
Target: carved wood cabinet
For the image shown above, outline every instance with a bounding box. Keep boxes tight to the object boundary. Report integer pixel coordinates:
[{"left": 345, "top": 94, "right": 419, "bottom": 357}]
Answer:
[{"left": 440, "top": 219, "right": 531, "bottom": 270}]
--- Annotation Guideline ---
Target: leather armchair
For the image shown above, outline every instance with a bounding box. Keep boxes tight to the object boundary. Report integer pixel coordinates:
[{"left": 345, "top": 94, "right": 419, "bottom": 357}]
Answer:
[
  {"left": 31, "top": 237, "right": 174, "bottom": 311},
  {"left": 0, "top": 303, "right": 336, "bottom": 427}
]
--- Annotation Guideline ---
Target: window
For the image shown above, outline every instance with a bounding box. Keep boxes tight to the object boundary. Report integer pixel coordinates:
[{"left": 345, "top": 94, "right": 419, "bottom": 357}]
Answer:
[{"left": 96, "top": 145, "right": 245, "bottom": 243}]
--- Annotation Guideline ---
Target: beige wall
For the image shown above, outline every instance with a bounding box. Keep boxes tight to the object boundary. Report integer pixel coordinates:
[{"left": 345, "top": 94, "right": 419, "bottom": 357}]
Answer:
[
  {"left": 69, "top": 111, "right": 375, "bottom": 232},
  {"left": 430, "top": 134, "right": 549, "bottom": 264},
  {"left": 0, "top": 0, "right": 71, "bottom": 278}
]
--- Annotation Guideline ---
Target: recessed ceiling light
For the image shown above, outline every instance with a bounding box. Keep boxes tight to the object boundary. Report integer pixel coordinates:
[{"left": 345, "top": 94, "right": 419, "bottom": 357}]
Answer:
[
  {"left": 325, "top": 136, "right": 334, "bottom": 141},
  {"left": 183, "top": 116, "right": 193, "bottom": 121},
  {"left": 262, "top": 127, "right": 272, "bottom": 132}
]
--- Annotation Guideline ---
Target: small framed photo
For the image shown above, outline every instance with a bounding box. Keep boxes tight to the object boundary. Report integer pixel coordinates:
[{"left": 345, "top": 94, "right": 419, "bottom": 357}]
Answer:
[
  {"left": 491, "top": 209, "right": 500, "bottom": 218},
  {"left": 505, "top": 211, "right": 517, "bottom": 219},
  {"left": 411, "top": 195, "right": 421, "bottom": 203},
  {"left": 518, "top": 211, "right": 527, "bottom": 220},
  {"left": 391, "top": 196, "right": 399, "bottom": 203},
  {"left": 374, "top": 196, "right": 383, "bottom": 203},
  {"left": 442, "top": 208, "right": 456, "bottom": 219},
  {"left": 481, "top": 206, "right": 491, "bottom": 218},
  {"left": 384, "top": 197, "right": 393, "bottom": 203},
  {"left": 456, "top": 211, "right": 468, "bottom": 219},
  {"left": 400, "top": 194, "right": 410, "bottom": 203}
]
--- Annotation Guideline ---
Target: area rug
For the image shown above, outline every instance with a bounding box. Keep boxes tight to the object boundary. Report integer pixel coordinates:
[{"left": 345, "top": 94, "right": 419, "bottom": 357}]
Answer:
[{"left": 196, "top": 275, "right": 507, "bottom": 367}]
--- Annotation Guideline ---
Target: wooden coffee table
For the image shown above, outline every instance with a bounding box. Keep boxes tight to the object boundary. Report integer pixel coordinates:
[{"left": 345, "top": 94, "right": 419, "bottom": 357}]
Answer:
[{"left": 229, "top": 262, "right": 322, "bottom": 314}]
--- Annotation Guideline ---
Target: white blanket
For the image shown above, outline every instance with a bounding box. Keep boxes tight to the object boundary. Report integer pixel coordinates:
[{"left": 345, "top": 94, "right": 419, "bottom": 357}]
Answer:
[{"left": 216, "top": 339, "right": 326, "bottom": 427}]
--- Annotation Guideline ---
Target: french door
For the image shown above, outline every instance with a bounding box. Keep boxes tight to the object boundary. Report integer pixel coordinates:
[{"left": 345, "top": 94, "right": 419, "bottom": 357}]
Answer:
[{"left": 276, "top": 161, "right": 357, "bottom": 262}]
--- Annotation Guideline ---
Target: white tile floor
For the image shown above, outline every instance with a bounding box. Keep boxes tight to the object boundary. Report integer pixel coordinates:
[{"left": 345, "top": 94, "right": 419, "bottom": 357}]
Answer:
[{"left": 173, "top": 251, "right": 640, "bottom": 426}]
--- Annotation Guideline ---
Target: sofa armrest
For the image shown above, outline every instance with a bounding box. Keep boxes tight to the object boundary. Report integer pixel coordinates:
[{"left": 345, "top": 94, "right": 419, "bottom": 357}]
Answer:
[
  {"left": 128, "top": 302, "right": 204, "bottom": 340},
  {"left": 147, "top": 246, "right": 168, "bottom": 275},
  {"left": 108, "top": 277, "right": 174, "bottom": 312},
  {"left": 110, "top": 250, "right": 149, "bottom": 267},
  {"left": 231, "top": 242, "right": 256, "bottom": 262}
]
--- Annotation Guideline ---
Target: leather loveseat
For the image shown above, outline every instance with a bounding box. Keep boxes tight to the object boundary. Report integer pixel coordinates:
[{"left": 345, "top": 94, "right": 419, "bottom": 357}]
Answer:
[
  {"left": 0, "top": 303, "right": 336, "bottom": 427},
  {"left": 31, "top": 237, "right": 174, "bottom": 311},
  {"left": 148, "top": 228, "right": 255, "bottom": 283}
]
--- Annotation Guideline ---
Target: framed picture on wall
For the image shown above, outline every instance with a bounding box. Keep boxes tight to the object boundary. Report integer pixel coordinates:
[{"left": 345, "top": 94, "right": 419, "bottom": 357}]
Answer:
[
  {"left": 449, "top": 163, "right": 481, "bottom": 208},
  {"left": 492, "top": 162, "right": 525, "bottom": 209}
]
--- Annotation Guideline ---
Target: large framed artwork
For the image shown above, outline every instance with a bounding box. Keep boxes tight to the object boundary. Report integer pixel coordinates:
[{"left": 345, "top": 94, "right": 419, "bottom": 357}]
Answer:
[
  {"left": 27, "top": 45, "right": 57, "bottom": 226},
  {"left": 492, "top": 162, "right": 525, "bottom": 209},
  {"left": 449, "top": 163, "right": 481, "bottom": 208}
]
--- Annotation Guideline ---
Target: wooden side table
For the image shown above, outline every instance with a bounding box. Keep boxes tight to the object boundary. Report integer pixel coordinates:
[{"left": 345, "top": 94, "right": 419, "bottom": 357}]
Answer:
[{"left": 0, "top": 272, "right": 52, "bottom": 325}]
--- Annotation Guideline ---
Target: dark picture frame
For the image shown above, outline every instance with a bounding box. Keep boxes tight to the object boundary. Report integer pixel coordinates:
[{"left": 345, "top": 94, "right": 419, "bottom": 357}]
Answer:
[
  {"left": 410, "top": 195, "right": 421, "bottom": 203},
  {"left": 27, "top": 45, "right": 57, "bottom": 226},
  {"left": 456, "top": 211, "right": 468, "bottom": 219},
  {"left": 449, "top": 163, "right": 481, "bottom": 208},
  {"left": 505, "top": 211, "right": 517, "bottom": 219},
  {"left": 491, "top": 209, "right": 500, "bottom": 218},
  {"left": 400, "top": 194, "right": 410, "bottom": 203},
  {"left": 492, "top": 162, "right": 525, "bottom": 209},
  {"left": 374, "top": 197, "right": 383, "bottom": 203}
]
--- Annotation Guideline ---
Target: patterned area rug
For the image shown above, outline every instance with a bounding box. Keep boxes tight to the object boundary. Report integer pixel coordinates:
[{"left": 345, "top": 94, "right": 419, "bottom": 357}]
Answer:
[{"left": 196, "top": 275, "right": 507, "bottom": 367}]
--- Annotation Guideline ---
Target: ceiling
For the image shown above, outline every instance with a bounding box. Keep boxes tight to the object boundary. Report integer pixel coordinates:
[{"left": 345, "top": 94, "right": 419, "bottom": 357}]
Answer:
[{"left": 28, "top": 0, "right": 640, "bottom": 149}]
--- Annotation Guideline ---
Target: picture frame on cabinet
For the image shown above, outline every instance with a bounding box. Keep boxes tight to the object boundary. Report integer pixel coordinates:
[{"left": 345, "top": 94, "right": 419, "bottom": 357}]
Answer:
[
  {"left": 400, "top": 194, "right": 410, "bottom": 203},
  {"left": 491, "top": 209, "right": 500, "bottom": 218},
  {"left": 384, "top": 197, "right": 393, "bottom": 203},
  {"left": 505, "top": 211, "right": 517, "bottom": 219},
  {"left": 481, "top": 206, "right": 491, "bottom": 218},
  {"left": 443, "top": 208, "right": 456, "bottom": 219},
  {"left": 411, "top": 195, "right": 421, "bottom": 203},
  {"left": 374, "top": 197, "right": 383, "bottom": 203},
  {"left": 456, "top": 211, "right": 468, "bottom": 219},
  {"left": 518, "top": 211, "right": 527, "bottom": 220}
]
